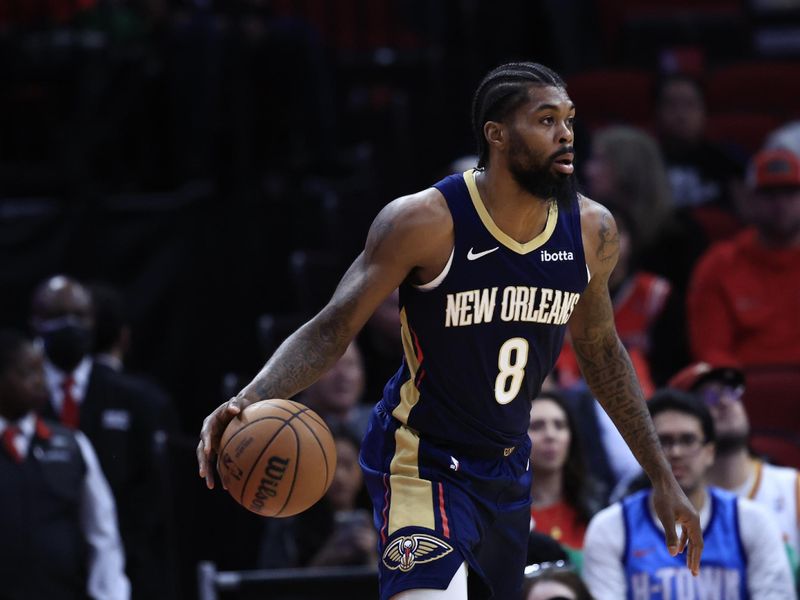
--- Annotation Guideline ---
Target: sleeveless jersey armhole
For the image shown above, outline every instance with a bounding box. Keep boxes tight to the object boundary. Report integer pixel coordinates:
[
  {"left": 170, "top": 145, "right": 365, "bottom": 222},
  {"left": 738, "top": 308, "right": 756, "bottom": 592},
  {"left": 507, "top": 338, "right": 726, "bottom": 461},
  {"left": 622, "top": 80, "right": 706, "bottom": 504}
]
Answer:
[{"left": 414, "top": 247, "right": 455, "bottom": 291}]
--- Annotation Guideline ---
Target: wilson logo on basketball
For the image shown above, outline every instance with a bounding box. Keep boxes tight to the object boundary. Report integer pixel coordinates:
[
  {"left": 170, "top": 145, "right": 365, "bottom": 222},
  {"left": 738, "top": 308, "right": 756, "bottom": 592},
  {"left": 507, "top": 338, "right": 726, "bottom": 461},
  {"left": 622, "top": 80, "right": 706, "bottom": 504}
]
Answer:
[
  {"left": 249, "top": 455, "right": 291, "bottom": 513},
  {"left": 382, "top": 534, "right": 453, "bottom": 572}
]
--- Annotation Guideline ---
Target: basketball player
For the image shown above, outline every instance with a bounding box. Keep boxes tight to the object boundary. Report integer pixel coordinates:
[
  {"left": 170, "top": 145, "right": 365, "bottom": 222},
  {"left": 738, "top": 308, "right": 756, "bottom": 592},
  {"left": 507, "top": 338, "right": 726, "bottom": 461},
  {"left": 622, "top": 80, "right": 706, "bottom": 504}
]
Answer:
[{"left": 198, "top": 62, "right": 702, "bottom": 599}]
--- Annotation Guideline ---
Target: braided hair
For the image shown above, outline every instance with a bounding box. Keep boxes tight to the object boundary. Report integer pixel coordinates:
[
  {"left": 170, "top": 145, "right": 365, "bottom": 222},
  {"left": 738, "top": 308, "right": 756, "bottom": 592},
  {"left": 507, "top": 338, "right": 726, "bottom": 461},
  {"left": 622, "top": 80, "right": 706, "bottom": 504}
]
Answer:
[{"left": 471, "top": 62, "right": 565, "bottom": 169}]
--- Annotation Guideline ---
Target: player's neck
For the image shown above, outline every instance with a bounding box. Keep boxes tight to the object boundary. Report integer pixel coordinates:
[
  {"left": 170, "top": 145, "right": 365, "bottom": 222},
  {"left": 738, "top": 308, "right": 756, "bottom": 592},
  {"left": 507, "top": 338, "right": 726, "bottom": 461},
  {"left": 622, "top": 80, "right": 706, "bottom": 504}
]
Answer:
[
  {"left": 530, "top": 469, "right": 563, "bottom": 509},
  {"left": 707, "top": 449, "right": 754, "bottom": 492},
  {"left": 476, "top": 168, "right": 551, "bottom": 245}
]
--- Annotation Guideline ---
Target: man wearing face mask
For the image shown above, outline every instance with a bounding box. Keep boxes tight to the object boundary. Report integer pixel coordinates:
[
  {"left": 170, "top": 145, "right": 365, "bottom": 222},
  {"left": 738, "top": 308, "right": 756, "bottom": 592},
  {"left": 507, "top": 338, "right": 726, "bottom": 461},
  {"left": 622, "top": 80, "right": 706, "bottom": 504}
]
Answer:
[{"left": 30, "top": 275, "right": 170, "bottom": 600}]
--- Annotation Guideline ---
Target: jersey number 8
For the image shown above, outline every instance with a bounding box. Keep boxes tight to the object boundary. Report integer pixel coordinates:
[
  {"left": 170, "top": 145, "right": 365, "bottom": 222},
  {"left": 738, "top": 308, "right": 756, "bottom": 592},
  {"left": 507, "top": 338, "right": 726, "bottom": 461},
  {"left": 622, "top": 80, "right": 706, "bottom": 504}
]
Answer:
[{"left": 494, "top": 337, "right": 529, "bottom": 404}]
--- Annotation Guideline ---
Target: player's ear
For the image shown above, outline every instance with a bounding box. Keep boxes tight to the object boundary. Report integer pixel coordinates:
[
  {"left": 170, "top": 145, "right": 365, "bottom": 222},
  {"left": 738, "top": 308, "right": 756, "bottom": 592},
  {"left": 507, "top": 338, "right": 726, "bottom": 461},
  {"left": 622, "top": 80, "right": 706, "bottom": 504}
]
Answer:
[{"left": 484, "top": 121, "right": 505, "bottom": 154}]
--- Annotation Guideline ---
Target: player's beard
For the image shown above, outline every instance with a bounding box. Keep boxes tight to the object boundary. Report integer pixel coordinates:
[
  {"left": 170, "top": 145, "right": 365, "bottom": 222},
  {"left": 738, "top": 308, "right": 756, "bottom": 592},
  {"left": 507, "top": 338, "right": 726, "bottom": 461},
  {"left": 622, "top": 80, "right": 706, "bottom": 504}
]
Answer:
[{"left": 507, "top": 129, "right": 578, "bottom": 211}]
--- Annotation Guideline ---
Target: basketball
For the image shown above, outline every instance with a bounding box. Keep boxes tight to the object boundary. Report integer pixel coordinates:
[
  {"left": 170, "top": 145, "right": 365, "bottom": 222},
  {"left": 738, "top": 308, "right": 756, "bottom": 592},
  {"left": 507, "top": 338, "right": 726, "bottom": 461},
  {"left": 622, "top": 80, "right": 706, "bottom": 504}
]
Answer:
[{"left": 216, "top": 399, "right": 337, "bottom": 517}]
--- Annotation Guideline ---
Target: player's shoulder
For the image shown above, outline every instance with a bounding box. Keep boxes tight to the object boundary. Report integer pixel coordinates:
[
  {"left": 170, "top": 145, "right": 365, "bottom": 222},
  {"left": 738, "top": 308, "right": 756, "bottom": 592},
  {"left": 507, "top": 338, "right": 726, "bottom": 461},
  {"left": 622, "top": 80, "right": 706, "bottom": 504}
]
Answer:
[
  {"left": 586, "top": 500, "right": 624, "bottom": 533},
  {"left": 388, "top": 186, "right": 450, "bottom": 220},
  {"left": 365, "top": 186, "right": 453, "bottom": 265},
  {"left": 371, "top": 186, "right": 452, "bottom": 240},
  {"left": 735, "top": 492, "right": 774, "bottom": 523},
  {"left": 733, "top": 493, "right": 787, "bottom": 551},
  {"left": 761, "top": 460, "right": 800, "bottom": 485},
  {"left": 584, "top": 501, "right": 625, "bottom": 555},
  {"left": 577, "top": 194, "right": 616, "bottom": 231},
  {"left": 40, "top": 419, "right": 83, "bottom": 446},
  {"left": 576, "top": 194, "right": 619, "bottom": 276},
  {"left": 691, "top": 232, "right": 751, "bottom": 282},
  {"left": 701, "top": 230, "right": 754, "bottom": 265}
]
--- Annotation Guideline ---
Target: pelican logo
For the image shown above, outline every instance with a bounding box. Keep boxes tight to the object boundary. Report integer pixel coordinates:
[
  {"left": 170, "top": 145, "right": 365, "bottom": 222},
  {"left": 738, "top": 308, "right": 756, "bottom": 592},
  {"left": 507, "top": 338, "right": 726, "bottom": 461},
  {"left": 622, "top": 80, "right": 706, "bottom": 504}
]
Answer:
[{"left": 382, "top": 533, "right": 454, "bottom": 572}]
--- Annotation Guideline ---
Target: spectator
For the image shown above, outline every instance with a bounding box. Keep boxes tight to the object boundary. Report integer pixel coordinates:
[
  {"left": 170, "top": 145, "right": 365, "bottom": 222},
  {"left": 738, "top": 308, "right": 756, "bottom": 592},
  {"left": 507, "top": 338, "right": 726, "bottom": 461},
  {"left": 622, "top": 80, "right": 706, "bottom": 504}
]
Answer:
[
  {"left": 583, "top": 125, "right": 702, "bottom": 383},
  {"left": 527, "top": 530, "right": 570, "bottom": 569},
  {"left": 30, "top": 275, "right": 171, "bottom": 600},
  {"left": 654, "top": 73, "right": 743, "bottom": 215},
  {"left": 687, "top": 148, "right": 800, "bottom": 368},
  {"left": 522, "top": 564, "right": 593, "bottom": 600},
  {"left": 300, "top": 341, "right": 372, "bottom": 440},
  {"left": 528, "top": 391, "right": 607, "bottom": 571},
  {"left": 583, "top": 389, "right": 795, "bottom": 599},
  {"left": 89, "top": 282, "right": 179, "bottom": 432},
  {"left": 89, "top": 282, "right": 131, "bottom": 374},
  {"left": 669, "top": 361, "right": 800, "bottom": 579},
  {"left": 0, "top": 329, "right": 129, "bottom": 600},
  {"left": 257, "top": 424, "right": 376, "bottom": 569},
  {"left": 556, "top": 204, "right": 670, "bottom": 397},
  {"left": 584, "top": 126, "right": 672, "bottom": 249},
  {"left": 765, "top": 120, "right": 800, "bottom": 157}
]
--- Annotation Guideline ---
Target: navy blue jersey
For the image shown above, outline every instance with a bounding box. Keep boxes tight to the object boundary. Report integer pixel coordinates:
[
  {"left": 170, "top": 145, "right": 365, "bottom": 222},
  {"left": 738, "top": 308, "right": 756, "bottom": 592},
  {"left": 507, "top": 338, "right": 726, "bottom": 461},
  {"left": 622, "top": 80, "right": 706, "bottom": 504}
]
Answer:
[{"left": 381, "top": 170, "right": 589, "bottom": 455}]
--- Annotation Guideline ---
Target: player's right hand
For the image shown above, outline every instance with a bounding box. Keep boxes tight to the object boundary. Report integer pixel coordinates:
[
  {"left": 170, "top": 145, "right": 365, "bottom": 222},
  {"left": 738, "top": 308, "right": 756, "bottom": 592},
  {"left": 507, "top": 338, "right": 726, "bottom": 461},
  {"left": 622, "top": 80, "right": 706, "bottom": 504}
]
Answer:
[
  {"left": 197, "top": 396, "right": 244, "bottom": 490},
  {"left": 651, "top": 478, "right": 704, "bottom": 576}
]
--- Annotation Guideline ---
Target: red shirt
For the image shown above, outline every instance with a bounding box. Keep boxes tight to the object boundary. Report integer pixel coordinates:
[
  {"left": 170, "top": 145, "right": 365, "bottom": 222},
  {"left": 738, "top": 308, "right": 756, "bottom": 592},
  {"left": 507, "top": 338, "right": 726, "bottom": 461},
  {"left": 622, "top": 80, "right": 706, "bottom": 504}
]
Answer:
[
  {"left": 531, "top": 501, "right": 587, "bottom": 550},
  {"left": 688, "top": 229, "right": 800, "bottom": 367},
  {"left": 556, "top": 272, "right": 670, "bottom": 396}
]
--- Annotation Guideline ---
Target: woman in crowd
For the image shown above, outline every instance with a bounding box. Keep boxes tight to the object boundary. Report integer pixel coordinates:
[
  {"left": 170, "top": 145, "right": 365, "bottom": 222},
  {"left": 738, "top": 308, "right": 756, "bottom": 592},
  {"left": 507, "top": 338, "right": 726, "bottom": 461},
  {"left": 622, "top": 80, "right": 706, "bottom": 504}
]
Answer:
[
  {"left": 528, "top": 391, "right": 607, "bottom": 571},
  {"left": 583, "top": 124, "right": 704, "bottom": 383},
  {"left": 523, "top": 564, "right": 594, "bottom": 600}
]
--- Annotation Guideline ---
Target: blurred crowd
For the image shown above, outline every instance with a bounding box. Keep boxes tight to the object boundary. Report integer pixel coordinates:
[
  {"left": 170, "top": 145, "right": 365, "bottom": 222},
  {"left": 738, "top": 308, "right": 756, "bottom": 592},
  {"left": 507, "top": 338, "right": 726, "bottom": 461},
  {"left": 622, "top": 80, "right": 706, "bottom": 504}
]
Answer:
[{"left": 2, "top": 0, "right": 800, "bottom": 599}]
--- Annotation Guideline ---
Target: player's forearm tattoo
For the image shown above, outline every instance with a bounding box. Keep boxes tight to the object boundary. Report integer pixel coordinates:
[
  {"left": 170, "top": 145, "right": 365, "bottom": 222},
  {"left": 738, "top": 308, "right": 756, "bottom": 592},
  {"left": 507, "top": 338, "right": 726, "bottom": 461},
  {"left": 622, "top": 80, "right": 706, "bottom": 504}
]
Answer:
[
  {"left": 250, "top": 295, "right": 358, "bottom": 401},
  {"left": 596, "top": 213, "right": 620, "bottom": 263},
  {"left": 571, "top": 285, "right": 667, "bottom": 479}
]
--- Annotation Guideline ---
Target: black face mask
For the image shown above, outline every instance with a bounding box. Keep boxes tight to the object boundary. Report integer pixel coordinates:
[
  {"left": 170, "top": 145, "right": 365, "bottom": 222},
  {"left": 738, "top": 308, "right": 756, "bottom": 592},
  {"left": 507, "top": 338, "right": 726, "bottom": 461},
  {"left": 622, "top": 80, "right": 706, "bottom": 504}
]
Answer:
[{"left": 37, "top": 317, "right": 92, "bottom": 372}]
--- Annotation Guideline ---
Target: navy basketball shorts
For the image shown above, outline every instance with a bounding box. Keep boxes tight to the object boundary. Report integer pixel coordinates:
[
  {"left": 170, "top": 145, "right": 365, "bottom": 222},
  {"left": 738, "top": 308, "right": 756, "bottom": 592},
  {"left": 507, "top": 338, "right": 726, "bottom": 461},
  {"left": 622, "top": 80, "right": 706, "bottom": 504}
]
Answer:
[{"left": 359, "top": 402, "right": 532, "bottom": 600}]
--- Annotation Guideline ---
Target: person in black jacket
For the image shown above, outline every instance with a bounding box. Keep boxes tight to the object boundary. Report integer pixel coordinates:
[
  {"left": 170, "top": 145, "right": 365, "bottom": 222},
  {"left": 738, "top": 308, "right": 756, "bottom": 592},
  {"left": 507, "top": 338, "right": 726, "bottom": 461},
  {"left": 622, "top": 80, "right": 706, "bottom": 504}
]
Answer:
[
  {"left": 30, "top": 275, "right": 171, "bottom": 600},
  {"left": 0, "top": 329, "right": 129, "bottom": 600}
]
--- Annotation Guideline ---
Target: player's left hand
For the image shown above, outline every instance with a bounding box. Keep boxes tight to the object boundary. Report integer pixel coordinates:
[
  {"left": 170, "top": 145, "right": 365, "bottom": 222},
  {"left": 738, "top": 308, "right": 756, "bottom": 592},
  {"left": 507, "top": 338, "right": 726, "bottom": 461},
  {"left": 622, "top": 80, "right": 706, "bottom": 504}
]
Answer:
[{"left": 651, "top": 480, "right": 704, "bottom": 576}]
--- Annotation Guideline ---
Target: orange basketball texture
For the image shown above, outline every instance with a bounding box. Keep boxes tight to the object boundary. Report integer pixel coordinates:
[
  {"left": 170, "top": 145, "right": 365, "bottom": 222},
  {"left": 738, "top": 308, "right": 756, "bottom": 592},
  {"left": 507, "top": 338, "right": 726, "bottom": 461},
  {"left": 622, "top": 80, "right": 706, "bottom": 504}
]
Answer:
[{"left": 216, "top": 399, "right": 337, "bottom": 517}]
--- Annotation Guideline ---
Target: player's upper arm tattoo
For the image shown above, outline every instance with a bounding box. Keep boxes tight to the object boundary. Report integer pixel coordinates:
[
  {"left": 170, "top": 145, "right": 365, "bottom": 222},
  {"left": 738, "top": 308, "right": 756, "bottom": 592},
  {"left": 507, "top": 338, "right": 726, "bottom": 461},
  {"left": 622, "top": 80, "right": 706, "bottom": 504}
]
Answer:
[{"left": 596, "top": 211, "right": 620, "bottom": 264}]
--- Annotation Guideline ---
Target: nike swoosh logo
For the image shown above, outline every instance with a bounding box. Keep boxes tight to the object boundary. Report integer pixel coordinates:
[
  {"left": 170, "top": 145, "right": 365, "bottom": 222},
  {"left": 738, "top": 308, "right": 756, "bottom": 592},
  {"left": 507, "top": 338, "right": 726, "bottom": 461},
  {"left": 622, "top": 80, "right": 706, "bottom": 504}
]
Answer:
[{"left": 467, "top": 247, "right": 499, "bottom": 260}]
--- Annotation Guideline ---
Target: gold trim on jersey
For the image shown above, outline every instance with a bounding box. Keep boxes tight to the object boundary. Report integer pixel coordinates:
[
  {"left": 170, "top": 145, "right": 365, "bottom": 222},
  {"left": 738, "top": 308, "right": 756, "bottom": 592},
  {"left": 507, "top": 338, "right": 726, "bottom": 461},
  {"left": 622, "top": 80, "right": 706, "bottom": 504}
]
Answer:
[
  {"left": 748, "top": 459, "right": 764, "bottom": 499},
  {"left": 392, "top": 308, "right": 421, "bottom": 425},
  {"left": 795, "top": 471, "right": 800, "bottom": 527},
  {"left": 388, "top": 425, "right": 435, "bottom": 535},
  {"left": 463, "top": 169, "right": 558, "bottom": 254}
]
